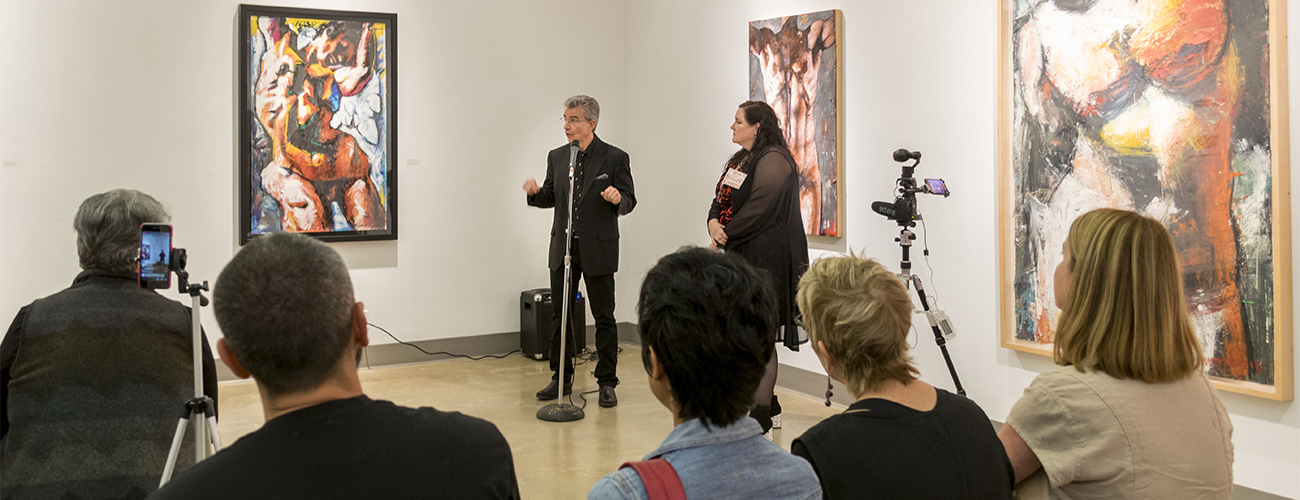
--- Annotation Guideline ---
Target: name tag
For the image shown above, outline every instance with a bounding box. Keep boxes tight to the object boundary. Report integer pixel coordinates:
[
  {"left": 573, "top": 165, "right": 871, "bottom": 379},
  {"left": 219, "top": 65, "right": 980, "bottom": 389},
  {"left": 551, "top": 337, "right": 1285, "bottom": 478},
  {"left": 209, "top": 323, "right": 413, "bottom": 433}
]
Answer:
[{"left": 723, "top": 168, "right": 747, "bottom": 189}]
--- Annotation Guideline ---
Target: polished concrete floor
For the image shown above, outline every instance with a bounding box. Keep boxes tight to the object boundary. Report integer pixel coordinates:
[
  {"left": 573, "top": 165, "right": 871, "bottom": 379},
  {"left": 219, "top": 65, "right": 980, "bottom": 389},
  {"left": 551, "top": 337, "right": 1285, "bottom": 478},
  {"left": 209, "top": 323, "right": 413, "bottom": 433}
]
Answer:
[{"left": 215, "top": 344, "right": 842, "bottom": 499}]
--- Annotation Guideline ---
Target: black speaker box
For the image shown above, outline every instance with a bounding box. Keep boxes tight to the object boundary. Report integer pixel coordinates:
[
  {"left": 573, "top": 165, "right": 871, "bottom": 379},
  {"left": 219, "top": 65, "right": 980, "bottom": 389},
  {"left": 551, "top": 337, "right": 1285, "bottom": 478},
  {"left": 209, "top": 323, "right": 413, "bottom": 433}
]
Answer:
[{"left": 520, "top": 288, "right": 587, "bottom": 360}]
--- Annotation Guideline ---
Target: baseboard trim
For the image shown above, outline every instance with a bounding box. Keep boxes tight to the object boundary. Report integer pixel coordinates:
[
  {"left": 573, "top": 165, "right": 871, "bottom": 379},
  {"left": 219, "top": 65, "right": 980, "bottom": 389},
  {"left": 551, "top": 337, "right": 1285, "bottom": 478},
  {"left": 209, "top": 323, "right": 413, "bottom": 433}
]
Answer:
[
  {"left": 218, "top": 322, "right": 641, "bottom": 383},
  {"left": 212, "top": 323, "right": 1293, "bottom": 499}
]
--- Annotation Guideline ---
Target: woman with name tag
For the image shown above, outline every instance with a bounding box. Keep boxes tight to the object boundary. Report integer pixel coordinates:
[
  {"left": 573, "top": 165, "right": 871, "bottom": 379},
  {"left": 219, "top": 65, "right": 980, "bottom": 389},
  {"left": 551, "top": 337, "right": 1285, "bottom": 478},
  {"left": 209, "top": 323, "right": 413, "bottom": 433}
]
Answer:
[{"left": 707, "top": 100, "right": 809, "bottom": 438}]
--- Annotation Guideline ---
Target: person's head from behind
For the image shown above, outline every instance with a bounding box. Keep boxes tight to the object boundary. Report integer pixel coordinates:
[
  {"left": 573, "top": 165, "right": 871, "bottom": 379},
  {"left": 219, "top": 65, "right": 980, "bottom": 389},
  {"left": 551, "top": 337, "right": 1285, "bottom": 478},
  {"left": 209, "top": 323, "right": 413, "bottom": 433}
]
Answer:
[
  {"left": 637, "top": 247, "right": 776, "bottom": 428},
  {"left": 74, "top": 189, "right": 170, "bottom": 274},
  {"left": 796, "top": 254, "right": 918, "bottom": 397},
  {"left": 213, "top": 232, "right": 367, "bottom": 398},
  {"left": 1054, "top": 208, "right": 1203, "bottom": 383}
]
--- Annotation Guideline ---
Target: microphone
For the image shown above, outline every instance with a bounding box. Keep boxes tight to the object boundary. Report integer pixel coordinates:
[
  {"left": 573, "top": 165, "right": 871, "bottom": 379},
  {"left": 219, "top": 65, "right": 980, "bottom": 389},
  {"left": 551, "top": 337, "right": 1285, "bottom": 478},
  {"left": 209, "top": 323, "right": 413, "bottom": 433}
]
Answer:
[
  {"left": 568, "top": 140, "right": 579, "bottom": 179},
  {"left": 893, "top": 149, "right": 921, "bottom": 162},
  {"left": 871, "top": 201, "right": 899, "bottom": 219}
]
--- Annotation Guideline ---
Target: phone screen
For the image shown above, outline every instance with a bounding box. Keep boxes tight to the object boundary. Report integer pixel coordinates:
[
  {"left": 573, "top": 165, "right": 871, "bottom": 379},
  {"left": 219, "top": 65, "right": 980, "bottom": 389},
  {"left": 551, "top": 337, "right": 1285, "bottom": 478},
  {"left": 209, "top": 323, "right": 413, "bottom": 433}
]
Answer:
[
  {"left": 925, "top": 178, "right": 949, "bottom": 196},
  {"left": 139, "top": 223, "right": 172, "bottom": 289}
]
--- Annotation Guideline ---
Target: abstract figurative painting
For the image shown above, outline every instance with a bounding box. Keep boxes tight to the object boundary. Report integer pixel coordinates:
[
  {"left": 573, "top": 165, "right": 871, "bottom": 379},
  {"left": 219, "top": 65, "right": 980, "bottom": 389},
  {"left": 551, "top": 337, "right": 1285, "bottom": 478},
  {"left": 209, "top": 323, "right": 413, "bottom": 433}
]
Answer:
[
  {"left": 239, "top": 5, "right": 397, "bottom": 244},
  {"left": 998, "top": 0, "right": 1291, "bottom": 399},
  {"left": 749, "top": 10, "right": 843, "bottom": 237}
]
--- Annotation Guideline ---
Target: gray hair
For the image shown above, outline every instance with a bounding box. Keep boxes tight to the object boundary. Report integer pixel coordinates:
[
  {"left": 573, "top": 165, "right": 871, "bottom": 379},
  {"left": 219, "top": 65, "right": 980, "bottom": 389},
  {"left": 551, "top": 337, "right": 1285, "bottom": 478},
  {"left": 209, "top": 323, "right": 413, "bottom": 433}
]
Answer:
[
  {"left": 564, "top": 95, "right": 600, "bottom": 124},
  {"left": 213, "top": 232, "right": 356, "bottom": 395},
  {"left": 74, "top": 189, "right": 170, "bottom": 274}
]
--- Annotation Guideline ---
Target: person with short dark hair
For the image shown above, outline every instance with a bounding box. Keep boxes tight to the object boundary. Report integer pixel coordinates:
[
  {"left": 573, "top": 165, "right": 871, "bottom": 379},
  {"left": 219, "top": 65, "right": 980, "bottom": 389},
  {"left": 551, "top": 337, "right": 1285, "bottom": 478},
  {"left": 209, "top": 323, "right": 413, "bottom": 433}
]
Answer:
[
  {"left": 588, "top": 247, "right": 820, "bottom": 500},
  {"left": 791, "top": 254, "right": 1012, "bottom": 499},
  {"left": 523, "top": 95, "right": 636, "bottom": 408},
  {"left": 148, "top": 233, "right": 519, "bottom": 500},
  {"left": 1, "top": 189, "right": 218, "bottom": 500}
]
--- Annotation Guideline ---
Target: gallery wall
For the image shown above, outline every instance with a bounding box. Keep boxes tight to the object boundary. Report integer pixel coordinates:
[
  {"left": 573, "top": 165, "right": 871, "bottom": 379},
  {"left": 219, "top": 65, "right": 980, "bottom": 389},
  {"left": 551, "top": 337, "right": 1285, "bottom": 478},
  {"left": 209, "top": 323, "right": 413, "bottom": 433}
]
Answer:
[
  {"left": 619, "top": 0, "right": 1299, "bottom": 496},
  {"left": 0, "top": 0, "right": 628, "bottom": 344}
]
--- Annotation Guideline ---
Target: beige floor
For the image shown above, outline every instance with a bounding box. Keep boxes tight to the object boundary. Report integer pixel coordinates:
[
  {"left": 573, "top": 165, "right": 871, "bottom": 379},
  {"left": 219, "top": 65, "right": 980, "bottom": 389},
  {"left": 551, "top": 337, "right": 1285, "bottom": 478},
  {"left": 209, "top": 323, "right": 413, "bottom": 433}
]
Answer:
[{"left": 216, "top": 344, "right": 841, "bottom": 499}]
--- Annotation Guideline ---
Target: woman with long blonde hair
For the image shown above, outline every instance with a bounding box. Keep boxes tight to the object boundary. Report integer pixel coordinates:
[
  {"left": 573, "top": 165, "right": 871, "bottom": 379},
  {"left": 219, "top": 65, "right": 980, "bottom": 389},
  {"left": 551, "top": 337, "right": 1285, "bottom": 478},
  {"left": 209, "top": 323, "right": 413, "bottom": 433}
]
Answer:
[{"left": 1000, "top": 208, "right": 1234, "bottom": 498}]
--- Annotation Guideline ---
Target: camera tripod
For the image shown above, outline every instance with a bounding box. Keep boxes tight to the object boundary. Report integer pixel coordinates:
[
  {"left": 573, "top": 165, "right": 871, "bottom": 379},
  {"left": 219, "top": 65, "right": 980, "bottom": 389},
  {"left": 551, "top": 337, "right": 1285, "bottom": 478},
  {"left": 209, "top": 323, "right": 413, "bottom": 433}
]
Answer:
[
  {"left": 894, "top": 226, "right": 965, "bottom": 396},
  {"left": 158, "top": 250, "right": 223, "bottom": 486}
]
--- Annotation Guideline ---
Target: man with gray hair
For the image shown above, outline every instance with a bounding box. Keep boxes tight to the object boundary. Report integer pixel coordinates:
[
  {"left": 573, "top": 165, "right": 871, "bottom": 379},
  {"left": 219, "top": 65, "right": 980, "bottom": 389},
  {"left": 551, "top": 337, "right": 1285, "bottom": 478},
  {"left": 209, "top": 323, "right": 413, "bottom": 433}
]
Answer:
[
  {"left": 1, "top": 189, "right": 218, "bottom": 499},
  {"left": 523, "top": 95, "right": 636, "bottom": 407},
  {"left": 149, "top": 232, "right": 519, "bottom": 499}
]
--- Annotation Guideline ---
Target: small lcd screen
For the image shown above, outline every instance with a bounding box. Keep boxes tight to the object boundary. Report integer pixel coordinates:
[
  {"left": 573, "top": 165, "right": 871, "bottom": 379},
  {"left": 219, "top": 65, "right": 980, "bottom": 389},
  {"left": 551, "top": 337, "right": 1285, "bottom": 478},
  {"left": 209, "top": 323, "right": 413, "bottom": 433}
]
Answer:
[{"left": 925, "top": 178, "right": 949, "bottom": 195}]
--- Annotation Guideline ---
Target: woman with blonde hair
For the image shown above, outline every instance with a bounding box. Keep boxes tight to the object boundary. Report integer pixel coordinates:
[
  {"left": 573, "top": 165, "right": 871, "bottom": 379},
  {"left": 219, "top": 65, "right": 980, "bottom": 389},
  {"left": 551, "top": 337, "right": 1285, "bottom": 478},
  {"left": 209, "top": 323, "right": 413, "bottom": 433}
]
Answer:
[
  {"left": 1000, "top": 208, "right": 1234, "bottom": 498},
  {"left": 791, "top": 253, "right": 1012, "bottom": 499}
]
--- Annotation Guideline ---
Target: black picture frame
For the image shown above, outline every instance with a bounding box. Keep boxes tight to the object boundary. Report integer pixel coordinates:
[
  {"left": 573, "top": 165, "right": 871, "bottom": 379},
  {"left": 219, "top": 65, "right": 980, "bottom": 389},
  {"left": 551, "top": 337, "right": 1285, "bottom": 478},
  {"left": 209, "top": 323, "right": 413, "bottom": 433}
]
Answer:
[{"left": 238, "top": 4, "right": 398, "bottom": 244}]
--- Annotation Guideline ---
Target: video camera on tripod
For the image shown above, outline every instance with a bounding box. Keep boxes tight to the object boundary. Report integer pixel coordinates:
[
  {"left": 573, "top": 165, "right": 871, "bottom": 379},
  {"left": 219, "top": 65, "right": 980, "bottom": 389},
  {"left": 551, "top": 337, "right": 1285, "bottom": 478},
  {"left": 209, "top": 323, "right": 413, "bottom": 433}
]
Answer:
[
  {"left": 869, "top": 149, "right": 965, "bottom": 396},
  {"left": 870, "top": 149, "right": 950, "bottom": 227}
]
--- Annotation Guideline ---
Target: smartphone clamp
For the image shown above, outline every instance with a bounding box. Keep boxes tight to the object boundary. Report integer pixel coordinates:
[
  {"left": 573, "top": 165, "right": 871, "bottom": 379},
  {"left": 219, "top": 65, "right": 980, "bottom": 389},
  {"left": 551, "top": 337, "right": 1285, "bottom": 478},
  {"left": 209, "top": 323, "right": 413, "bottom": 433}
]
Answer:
[
  {"left": 159, "top": 247, "right": 222, "bottom": 486},
  {"left": 871, "top": 149, "right": 965, "bottom": 396}
]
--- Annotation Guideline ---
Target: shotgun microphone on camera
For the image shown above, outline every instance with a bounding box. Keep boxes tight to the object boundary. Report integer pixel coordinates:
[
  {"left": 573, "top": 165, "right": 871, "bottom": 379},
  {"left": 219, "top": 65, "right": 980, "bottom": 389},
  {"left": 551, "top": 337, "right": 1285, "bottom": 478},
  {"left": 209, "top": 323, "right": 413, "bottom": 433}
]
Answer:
[
  {"left": 893, "top": 149, "right": 921, "bottom": 162},
  {"left": 871, "top": 201, "right": 899, "bottom": 219}
]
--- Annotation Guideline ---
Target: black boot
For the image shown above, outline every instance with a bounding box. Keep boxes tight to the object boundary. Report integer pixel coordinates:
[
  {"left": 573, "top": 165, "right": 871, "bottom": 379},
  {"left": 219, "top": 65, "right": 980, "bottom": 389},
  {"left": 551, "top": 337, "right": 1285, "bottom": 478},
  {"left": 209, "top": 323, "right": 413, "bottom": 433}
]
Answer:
[
  {"left": 750, "top": 405, "right": 773, "bottom": 436},
  {"left": 771, "top": 395, "right": 782, "bottom": 429}
]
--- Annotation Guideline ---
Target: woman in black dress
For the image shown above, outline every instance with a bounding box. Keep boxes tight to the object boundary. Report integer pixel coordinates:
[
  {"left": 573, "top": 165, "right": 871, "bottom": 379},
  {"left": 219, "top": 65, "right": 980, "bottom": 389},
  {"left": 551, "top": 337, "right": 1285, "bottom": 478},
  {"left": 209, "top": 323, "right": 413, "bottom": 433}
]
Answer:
[{"left": 707, "top": 101, "right": 809, "bottom": 435}]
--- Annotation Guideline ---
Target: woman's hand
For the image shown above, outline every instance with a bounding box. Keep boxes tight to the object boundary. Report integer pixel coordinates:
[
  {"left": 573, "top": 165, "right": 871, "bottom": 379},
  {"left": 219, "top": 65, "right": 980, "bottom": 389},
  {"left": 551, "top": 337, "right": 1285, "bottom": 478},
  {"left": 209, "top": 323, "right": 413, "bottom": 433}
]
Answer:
[{"left": 708, "top": 218, "right": 728, "bottom": 246}]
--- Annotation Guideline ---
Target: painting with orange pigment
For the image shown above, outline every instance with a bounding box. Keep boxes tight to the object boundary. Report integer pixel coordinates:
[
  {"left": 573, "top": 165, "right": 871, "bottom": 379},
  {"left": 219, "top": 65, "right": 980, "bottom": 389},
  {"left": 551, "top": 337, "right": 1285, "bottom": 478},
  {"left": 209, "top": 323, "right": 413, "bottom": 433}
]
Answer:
[
  {"left": 1000, "top": 0, "right": 1291, "bottom": 397},
  {"left": 749, "top": 10, "right": 843, "bottom": 237},
  {"left": 239, "top": 5, "right": 398, "bottom": 244}
]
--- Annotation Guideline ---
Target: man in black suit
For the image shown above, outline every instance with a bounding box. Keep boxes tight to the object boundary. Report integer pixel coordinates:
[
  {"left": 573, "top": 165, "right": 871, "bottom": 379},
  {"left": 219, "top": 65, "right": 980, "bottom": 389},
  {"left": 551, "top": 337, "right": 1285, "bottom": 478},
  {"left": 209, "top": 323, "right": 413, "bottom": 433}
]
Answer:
[{"left": 523, "top": 95, "right": 635, "bottom": 408}]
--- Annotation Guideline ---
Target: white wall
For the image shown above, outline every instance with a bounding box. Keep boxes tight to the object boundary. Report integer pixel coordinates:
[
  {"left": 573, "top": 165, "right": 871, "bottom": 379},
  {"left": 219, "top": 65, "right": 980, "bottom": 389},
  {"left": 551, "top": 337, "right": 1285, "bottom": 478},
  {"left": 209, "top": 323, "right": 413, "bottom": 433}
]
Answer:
[
  {"left": 0, "top": 0, "right": 627, "bottom": 344},
  {"left": 2, "top": 0, "right": 1296, "bottom": 496},
  {"left": 622, "top": 0, "right": 1299, "bottom": 496}
]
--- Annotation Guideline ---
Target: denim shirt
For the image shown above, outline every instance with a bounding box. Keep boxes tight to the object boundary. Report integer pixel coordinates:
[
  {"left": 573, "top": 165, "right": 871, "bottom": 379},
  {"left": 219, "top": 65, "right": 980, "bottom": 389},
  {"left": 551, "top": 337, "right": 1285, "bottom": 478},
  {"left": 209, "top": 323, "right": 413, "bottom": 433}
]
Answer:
[{"left": 588, "top": 417, "right": 822, "bottom": 500}]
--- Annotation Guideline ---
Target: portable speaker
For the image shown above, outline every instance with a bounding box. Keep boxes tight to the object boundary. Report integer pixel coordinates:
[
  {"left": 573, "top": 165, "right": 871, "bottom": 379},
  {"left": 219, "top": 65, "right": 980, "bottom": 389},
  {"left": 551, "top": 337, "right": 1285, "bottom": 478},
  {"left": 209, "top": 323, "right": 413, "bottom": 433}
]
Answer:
[{"left": 520, "top": 288, "right": 587, "bottom": 360}]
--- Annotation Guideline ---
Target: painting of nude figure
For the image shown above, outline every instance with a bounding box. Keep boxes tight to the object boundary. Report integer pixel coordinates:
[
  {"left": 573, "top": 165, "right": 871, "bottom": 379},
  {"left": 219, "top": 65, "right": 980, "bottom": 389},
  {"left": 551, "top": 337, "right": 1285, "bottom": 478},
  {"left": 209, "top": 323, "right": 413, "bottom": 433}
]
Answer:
[
  {"left": 239, "top": 5, "right": 397, "bottom": 243},
  {"left": 749, "top": 10, "right": 843, "bottom": 237},
  {"left": 999, "top": 0, "right": 1292, "bottom": 399}
]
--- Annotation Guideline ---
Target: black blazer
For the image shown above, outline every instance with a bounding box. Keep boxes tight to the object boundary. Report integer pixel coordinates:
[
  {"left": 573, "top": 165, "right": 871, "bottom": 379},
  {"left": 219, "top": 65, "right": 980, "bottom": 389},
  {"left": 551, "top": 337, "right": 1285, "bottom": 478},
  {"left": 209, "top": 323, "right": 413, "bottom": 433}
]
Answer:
[{"left": 527, "top": 135, "right": 636, "bottom": 275}]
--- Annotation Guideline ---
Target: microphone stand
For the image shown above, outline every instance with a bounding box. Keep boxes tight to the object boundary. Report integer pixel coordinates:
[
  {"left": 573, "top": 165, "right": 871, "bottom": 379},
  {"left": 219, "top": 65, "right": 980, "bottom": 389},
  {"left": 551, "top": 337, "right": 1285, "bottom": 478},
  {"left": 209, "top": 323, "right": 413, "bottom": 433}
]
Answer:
[{"left": 538, "top": 141, "right": 585, "bottom": 422}]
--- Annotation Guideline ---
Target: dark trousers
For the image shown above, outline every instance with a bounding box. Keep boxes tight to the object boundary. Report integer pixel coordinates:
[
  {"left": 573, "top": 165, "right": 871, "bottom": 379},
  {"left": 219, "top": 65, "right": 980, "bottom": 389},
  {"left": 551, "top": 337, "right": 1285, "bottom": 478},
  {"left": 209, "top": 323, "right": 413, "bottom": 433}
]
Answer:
[{"left": 549, "top": 239, "right": 619, "bottom": 387}]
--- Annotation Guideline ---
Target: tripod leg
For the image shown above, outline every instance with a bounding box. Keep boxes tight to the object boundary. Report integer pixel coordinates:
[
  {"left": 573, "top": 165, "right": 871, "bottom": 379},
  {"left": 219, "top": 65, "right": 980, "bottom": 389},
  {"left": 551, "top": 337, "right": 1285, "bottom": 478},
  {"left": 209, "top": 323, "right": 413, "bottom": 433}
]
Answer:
[
  {"left": 206, "top": 415, "right": 223, "bottom": 452},
  {"left": 193, "top": 413, "right": 205, "bottom": 463},
  {"left": 160, "top": 417, "right": 190, "bottom": 487}
]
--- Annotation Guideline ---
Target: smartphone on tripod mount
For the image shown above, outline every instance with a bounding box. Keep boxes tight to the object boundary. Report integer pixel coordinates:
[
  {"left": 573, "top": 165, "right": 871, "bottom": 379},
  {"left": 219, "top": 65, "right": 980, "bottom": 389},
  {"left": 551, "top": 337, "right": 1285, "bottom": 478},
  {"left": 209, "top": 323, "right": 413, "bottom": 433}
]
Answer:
[{"left": 138, "top": 223, "right": 173, "bottom": 290}]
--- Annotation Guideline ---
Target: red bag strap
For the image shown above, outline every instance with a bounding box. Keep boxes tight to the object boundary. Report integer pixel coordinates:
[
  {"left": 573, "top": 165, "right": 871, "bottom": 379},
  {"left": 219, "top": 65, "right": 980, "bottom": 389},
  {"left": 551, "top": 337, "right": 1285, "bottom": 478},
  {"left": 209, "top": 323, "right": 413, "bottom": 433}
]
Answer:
[{"left": 620, "top": 458, "right": 687, "bottom": 500}]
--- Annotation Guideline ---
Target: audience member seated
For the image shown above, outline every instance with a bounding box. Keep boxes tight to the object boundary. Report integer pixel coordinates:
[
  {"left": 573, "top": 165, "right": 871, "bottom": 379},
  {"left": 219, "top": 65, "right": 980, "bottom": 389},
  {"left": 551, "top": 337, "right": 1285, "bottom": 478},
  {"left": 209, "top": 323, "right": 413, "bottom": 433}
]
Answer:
[
  {"left": 791, "top": 254, "right": 1013, "bottom": 499},
  {"left": 999, "top": 208, "right": 1234, "bottom": 498},
  {"left": 588, "top": 247, "right": 821, "bottom": 500},
  {"left": 0, "top": 189, "right": 218, "bottom": 500},
  {"left": 148, "top": 233, "right": 520, "bottom": 499}
]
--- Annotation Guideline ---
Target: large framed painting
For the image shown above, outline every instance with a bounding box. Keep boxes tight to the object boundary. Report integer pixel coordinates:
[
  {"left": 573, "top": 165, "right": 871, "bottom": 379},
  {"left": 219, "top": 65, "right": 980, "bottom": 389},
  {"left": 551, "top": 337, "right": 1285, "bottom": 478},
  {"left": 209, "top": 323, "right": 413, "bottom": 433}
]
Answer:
[
  {"left": 239, "top": 5, "right": 397, "bottom": 244},
  {"left": 749, "top": 10, "right": 844, "bottom": 237},
  {"left": 998, "top": 0, "right": 1292, "bottom": 400}
]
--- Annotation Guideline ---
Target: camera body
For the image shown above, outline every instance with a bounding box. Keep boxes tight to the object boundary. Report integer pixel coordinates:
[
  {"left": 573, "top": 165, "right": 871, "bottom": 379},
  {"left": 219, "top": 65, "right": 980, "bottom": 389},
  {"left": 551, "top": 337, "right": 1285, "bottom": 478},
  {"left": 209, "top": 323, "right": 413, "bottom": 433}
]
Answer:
[{"left": 871, "top": 149, "right": 949, "bottom": 226}]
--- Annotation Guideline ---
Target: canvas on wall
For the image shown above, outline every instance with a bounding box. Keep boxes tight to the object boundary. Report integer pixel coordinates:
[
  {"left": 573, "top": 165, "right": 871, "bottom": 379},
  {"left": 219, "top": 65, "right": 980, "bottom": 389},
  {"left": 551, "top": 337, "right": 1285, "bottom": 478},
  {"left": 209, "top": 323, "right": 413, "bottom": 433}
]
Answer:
[
  {"left": 239, "top": 5, "right": 397, "bottom": 244},
  {"left": 998, "top": 0, "right": 1292, "bottom": 399},
  {"left": 749, "top": 10, "right": 843, "bottom": 237}
]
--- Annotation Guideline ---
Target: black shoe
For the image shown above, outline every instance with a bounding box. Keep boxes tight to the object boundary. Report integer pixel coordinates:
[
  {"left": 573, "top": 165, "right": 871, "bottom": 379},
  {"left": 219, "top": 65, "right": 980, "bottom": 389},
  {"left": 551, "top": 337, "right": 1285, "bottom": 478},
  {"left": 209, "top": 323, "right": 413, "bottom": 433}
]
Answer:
[
  {"left": 536, "top": 377, "right": 573, "bottom": 400},
  {"left": 771, "top": 395, "right": 782, "bottom": 429},
  {"left": 750, "top": 405, "right": 772, "bottom": 433},
  {"left": 598, "top": 386, "right": 618, "bottom": 407}
]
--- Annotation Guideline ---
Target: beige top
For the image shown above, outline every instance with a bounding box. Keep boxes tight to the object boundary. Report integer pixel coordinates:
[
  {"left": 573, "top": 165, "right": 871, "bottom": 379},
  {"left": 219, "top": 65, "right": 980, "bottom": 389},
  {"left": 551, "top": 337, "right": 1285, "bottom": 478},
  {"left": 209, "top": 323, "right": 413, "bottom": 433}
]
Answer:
[{"left": 1006, "top": 367, "right": 1233, "bottom": 500}]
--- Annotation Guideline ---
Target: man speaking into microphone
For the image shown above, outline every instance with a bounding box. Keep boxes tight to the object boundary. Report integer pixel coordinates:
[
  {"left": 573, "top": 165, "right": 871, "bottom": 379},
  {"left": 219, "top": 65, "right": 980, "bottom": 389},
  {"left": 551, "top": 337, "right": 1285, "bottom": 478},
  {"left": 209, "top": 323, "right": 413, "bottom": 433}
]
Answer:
[{"left": 523, "top": 95, "right": 635, "bottom": 408}]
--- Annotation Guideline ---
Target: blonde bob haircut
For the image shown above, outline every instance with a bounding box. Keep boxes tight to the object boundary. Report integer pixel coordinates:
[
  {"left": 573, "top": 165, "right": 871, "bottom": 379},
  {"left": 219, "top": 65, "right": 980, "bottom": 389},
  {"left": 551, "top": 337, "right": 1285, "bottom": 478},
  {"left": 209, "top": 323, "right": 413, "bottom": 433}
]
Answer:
[
  {"left": 796, "top": 253, "right": 919, "bottom": 396},
  {"left": 1054, "top": 208, "right": 1204, "bottom": 383}
]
